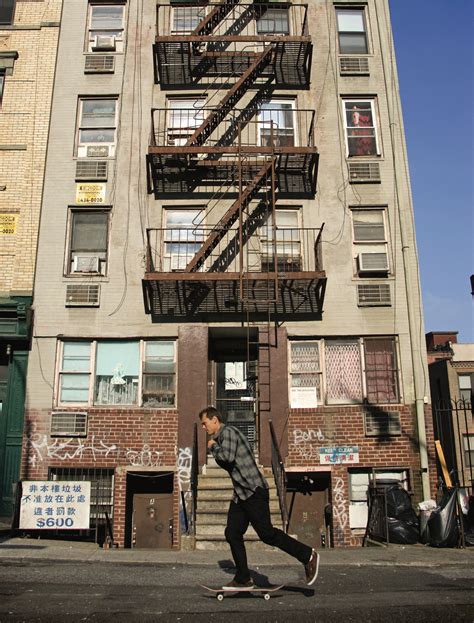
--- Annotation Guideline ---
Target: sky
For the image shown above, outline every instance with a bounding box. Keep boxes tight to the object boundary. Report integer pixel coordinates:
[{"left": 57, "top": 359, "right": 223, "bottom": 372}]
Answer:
[{"left": 389, "top": 0, "right": 474, "bottom": 342}]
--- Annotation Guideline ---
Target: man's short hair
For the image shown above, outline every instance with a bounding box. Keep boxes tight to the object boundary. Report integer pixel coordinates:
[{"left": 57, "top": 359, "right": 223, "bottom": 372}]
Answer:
[{"left": 199, "top": 406, "right": 223, "bottom": 422}]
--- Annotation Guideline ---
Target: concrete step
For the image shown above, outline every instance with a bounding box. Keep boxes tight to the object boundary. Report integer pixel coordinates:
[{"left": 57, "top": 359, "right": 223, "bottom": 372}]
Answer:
[
  {"left": 198, "top": 499, "right": 281, "bottom": 512},
  {"left": 197, "top": 488, "right": 276, "bottom": 501},
  {"left": 196, "top": 524, "right": 282, "bottom": 537},
  {"left": 195, "top": 537, "right": 278, "bottom": 551},
  {"left": 196, "top": 511, "right": 282, "bottom": 524}
]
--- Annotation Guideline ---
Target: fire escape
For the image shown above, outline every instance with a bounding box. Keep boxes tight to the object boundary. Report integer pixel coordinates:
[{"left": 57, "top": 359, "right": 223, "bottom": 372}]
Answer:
[{"left": 144, "top": 1, "right": 326, "bottom": 321}]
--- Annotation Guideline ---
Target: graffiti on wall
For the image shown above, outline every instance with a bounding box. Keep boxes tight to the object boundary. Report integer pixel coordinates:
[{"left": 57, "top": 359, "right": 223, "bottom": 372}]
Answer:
[
  {"left": 292, "top": 428, "right": 325, "bottom": 461},
  {"left": 177, "top": 447, "right": 193, "bottom": 533},
  {"left": 25, "top": 433, "right": 163, "bottom": 468},
  {"left": 333, "top": 476, "right": 348, "bottom": 540}
]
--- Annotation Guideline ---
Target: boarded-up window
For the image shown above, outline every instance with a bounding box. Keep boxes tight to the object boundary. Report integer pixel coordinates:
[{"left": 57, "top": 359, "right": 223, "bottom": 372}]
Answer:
[{"left": 364, "top": 338, "right": 399, "bottom": 404}]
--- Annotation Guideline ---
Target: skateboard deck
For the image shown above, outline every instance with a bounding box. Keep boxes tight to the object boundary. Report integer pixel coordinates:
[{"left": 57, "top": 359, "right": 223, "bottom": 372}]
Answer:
[{"left": 201, "top": 584, "right": 284, "bottom": 601}]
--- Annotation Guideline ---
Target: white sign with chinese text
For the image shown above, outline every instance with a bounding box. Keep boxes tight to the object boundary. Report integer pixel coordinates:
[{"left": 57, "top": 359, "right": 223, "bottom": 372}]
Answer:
[
  {"left": 319, "top": 446, "right": 359, "bottom": 465},
  {"left": 20, "top": 481, "right": 91, "bottom": 529}
]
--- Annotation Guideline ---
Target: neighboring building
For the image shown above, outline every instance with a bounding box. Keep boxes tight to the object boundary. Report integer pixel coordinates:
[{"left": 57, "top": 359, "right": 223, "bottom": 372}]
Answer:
[
  {"left": 426, "top": 331, "right": 474, "bottom": 490},
  {"left": 23, "top": 0, "right": 435, "bottom": 548},
  {"left": 0, "top": 0, "right": 62, "bottom": 517}
]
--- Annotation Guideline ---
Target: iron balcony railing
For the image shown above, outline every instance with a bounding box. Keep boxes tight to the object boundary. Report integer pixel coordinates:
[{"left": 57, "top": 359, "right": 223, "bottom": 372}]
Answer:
[
  {"left": 150, "top": 107, "right": 316, "bottom": 151},
  {"left": 269, "top": 419, "right": 289, "bottom": 533},
  {"left": 156, "top": 3, "right": 310, "bottom": 39},
  {"left": 145, "top": 225, "right": 324, "bottom": 275}
]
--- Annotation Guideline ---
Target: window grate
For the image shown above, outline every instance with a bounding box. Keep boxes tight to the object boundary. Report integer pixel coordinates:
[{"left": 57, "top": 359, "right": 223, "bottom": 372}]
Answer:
[
  {"left": 51, "top": 411, "right": 88, "bottom": 437},
  {"left": 66, "top": 284, "right": 100, "bottom": 307},
  {"left": 84, "top": 54, "right": 115, "bottom": 74},
  {"left": 75, "top": 160, "right": 108, "bottom": 181},
  {"left": 364, "top": 410, "right": 401, "bottom": 436},
  {"left": 325, "top": 340, "right": 363, "bottom": 403},
  {"left": 340, "top": 56, "right": 369, "bottom": 75},
  {"left": 357, "top": 284, "right": 391, "bottom": 306},
  {"left": 348, "top": 162, "right": 381, "bottom": 183}
]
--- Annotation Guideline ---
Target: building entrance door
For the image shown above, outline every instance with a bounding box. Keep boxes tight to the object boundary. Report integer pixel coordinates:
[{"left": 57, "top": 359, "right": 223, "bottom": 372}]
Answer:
[{"left": 132, "top": 493, "right": 173, "bottom": 549}]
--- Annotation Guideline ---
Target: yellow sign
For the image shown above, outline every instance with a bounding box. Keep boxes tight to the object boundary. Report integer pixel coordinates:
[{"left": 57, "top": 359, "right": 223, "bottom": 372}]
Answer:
[
  {"left": 0, "top": 214, "right": 18, "bottom": 234},
  {"left": 75, "top": 183, "right": 106, "bottom": 205}
]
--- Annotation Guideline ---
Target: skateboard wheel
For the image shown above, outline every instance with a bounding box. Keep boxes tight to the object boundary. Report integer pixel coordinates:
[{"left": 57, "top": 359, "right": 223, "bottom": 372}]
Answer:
[
  {"left": 217, "top": 593, "right": 224, "bottom": 601},
  {"left": 264, "top": 593, "right": 270, "bottom": 601}
]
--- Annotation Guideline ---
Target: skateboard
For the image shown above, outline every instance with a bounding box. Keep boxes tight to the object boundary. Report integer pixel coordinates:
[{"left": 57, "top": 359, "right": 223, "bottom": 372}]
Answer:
[{"left": 201, "top": 584, "right": 284, "bottom": 601}]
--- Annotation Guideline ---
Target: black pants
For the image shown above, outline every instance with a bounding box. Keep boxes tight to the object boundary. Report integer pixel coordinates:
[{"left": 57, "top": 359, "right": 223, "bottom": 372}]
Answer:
[{"left": 225, "top": 487, "right": 312, "bottom": 583}]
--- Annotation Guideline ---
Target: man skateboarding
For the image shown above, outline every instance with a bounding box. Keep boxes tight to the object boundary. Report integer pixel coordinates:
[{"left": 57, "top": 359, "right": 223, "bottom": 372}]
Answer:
[{"left": 199, "top": 406, "right": 319, "bottom": 590}]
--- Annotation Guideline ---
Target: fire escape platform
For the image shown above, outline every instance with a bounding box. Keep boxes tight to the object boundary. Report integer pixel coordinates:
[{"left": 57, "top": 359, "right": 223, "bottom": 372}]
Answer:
[
  {"left": 153, "top": 39, "right": 312, "bottom": 88},
  {"left": 143, "top": 271, "right": 327, "bottom": 319}
]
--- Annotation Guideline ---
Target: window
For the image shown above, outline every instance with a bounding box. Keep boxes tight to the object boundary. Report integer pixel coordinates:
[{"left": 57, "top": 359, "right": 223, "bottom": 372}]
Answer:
[
  {"left": 364, "top": 338, "right": 400, "bottom": 404},
  {"left": 0, "top": 70, "right": 5, "bottom": 106},
  {"left": 459, "top": 375, "right": 472, "bottom": 403},
  {"left": 289, "top": 341, "right": 321, "bottom": 408},
  {"left": 68, "top": 209, "right": 109, "bottom": 275},
  {"left": 288, "top": 336, "right": 401, "bottom": 407},
  {"left": 58, "top": 340, "right": 177, "bottom": 407},
  {"left": 325, "top": 339, "right": 363, "bottom": 404},
  {"left": 256, "top": 6, "right": 290, "bottom": 35},
  {"left": 349, "top": 468, "right": 409, "bottom": 529},
  {"left": 143, "top": 341, "right": 176, "bottom": 407},
  {"left": 336, "top": 7, "right": 368, "bottom": 54},
  {"left": 77, "top": 98, "right": 118, "bottom": 158},
  {"left": 171, "top": 5, "right": 206, "bottom": 34},
  {"left": 343, "top": 99, "right": 379, "bottom": 156},
  {"left": 167, "top": 98, "right": 206, "bottom": 146},
  {"left": 352, "top": 208, "right": 389, "bottom": 275},
  {"left": 163, "top": 209, "right": 204, "bottom": 271},
  {"left": 463, "top": 435, "right": 474, "bottom": 470},
  {"left": 0, "top": 0, "right": 15, "bottom": 25},
  {"left": 59, "top": 342, "right": 92, "bottom": 404},
  {"left": 258, "top": 100, "right": 296, "bottom": 147},
  {"left": 88, "top": 3, "right": 125, "bottom": 52},
  {"left": 261, "top": 210, "right": 301, "bottom": 272}
]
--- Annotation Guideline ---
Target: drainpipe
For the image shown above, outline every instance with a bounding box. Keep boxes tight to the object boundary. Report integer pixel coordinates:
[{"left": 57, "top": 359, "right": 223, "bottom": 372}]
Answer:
[{"left": 377, "top": 1, "right": 430, "bottom": 499}]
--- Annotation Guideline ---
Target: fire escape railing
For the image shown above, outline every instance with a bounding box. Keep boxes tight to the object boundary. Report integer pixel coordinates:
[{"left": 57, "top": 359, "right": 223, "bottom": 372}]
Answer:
[
  {"left": 150, "top": 108, "right": 316, "bottom": 150},
  {"left": 145, "top": 226, "right": 325, "bottom": 275},
  {"left": 269, "top": 419, "right": 289, "bottom": 533}
]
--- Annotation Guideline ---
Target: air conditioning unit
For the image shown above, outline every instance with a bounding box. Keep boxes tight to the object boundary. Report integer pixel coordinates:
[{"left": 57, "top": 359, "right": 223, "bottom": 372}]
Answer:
[
  {"left": 92, "top": 35, "right": 116, "bottom": 51},
  {"left": 72, "top": 255, "right": 100, "bottom": 273},
  {"left": 358, "top": 252, "right": 388, "bottom": 273},
  {"left": 51, "top": 411, "right": 88, "bottom": 437}
]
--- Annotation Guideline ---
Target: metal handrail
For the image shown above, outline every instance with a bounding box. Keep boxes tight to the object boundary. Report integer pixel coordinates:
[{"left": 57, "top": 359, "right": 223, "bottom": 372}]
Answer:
[
  {"left": 269, "top": 419, "right": 289, "bottom": 533},
  {"left": 190, "top": 422, "right": 199, "bottom": 535}
]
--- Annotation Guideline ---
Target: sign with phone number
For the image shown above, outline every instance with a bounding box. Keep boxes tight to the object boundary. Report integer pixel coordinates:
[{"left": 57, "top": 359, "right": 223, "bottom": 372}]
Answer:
[
  {"left": 19, "top": 481, "right": 91, "bottom": 529},
  {"left": 0, "top": 214, "right": 18, "bottom": 234}
]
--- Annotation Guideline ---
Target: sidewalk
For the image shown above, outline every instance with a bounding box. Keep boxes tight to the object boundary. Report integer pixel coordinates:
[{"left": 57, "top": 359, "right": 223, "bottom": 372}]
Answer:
[{"left": 0, "top": 533, "right": 472, "bottom": 567}]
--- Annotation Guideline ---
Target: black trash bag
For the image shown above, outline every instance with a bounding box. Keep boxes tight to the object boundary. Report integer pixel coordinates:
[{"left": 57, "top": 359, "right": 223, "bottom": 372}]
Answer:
[
  {"left": 385, "top": 484, "right": 419, "bottom": 526},
  {"left": 428, "top": 489, "right": 459, "bottom": 548},
  {"left": 387, "top": 517, "right": 419, "bottom": 544}
]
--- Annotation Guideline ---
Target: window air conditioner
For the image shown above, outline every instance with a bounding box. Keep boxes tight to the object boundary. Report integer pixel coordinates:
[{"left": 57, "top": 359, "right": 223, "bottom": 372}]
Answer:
[
  {"left": 72, "top": 255, "right": 100, "bottom": 273},
  {"left": 358, "top": 252, "right": 388, "bottom": 273},
  {"left": 93, "top": 35, "right": 116, "bottom": 51}
]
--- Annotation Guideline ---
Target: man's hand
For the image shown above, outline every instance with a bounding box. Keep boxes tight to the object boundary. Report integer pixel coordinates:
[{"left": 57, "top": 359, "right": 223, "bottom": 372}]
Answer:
[{"left": 207, "top": 439, "right": 216, "bottom": 450}]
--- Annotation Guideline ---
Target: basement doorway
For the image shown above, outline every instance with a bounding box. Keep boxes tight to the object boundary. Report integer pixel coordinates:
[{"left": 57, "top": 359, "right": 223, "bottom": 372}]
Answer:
[
  {"left": 286, "top": 471, "right": 332, "bottom": 548},
  {"left": 208, "top": 327, "right": 258, "bottom": 454},
  {"left": 125, "top": 471, "right": 174, "bottom": 549}
]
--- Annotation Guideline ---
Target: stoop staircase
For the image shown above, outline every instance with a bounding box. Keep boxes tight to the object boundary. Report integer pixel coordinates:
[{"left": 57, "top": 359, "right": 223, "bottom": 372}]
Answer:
[{"left": 195, "top": 459, "right": 283, "bottom": 550}]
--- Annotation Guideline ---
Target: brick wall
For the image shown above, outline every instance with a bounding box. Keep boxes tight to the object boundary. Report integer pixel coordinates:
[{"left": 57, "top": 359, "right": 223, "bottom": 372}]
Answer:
[{"left": 22, "top": 407, "right": 180, "bottom": 547}]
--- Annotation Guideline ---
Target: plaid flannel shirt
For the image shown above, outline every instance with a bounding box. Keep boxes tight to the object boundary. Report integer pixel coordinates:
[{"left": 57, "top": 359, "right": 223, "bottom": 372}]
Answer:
[{"left": 211, "top": 424, "right": 268, "bottom": 503}]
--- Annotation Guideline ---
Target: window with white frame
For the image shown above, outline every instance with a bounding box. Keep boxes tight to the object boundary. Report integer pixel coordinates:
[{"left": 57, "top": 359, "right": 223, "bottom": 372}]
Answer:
[
  {"left": 459, "top": 375, "right": 472, "bottom": 403},
  {"left": 352, "top": 208, "right": 389, "bottom": 276},
  {"left": 336, "top": 7, "right": 368, "bottom": 54},
  {"left": 289, "top": 341, "right": 321, "bottom": 408},
  {"left": 288, "top": 336, "right": 400, "bottom": 407},
  {"left": 167, "top": 98, "right": 206, "bottom": 146},
  {"left": 349, "top": 468, "right": 409, "bottom": 529},
  {"left": 343, "top": 99, "right": 379, "bottom": 157},
  {"left": 77, "top": 97, "right": 118, "bottom": 158},
  {"left": 68, "top": 209, "right": 109, "bottom": 275},
  {"left": 57, "top": 340, "right": 177, "bottom": 407},
  {"left": 163, "top": 209, "right": 204, "bottom": 271},
  {"left": 258, "top": 100, "right": 296, "bottom": 147},
  {"left": 256, "top": 6, "right": 290, "bottom": 35},
  {"left": 171, "top": 5, "right": 206, "bottom": 34},
  {"left": 87, "top": 3, "right": 125, "bottom": 53},
  {"left": 261, "top": 209, "right": 301, "bottom": 272}
]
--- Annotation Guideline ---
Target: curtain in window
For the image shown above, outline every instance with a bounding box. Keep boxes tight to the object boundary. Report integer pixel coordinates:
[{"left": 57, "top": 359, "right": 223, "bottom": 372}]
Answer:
[
  {"left": 325, "top": 340, "right": 363, "bottom": 403},
  {"left": 364, "top": 338, "right": 399, "bottom": 404},
  {"left": 95, "top": 341, "right": 139, "bottom": 405}
]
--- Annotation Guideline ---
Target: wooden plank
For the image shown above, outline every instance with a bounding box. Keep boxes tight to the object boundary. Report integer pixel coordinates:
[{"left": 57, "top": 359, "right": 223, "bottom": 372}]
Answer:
[{"left": 435, "top": 440, "right": 452, "bottom": 488}]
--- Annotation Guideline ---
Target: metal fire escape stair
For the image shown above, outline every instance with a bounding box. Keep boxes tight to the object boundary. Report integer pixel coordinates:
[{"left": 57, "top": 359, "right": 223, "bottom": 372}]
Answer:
[
  {"left": 191, "top": 0, "right": 240, "bottom": 38},
  {"left": 185, "top": 159, "right": 274, "bottom": 273},
  {"left": 184, "top": 46, "right": 274, "bottom": 148}
]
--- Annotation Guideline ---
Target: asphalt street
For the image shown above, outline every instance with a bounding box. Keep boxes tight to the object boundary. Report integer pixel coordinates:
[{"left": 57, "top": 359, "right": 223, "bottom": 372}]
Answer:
[{"left": 0, "top": 558, "right": 473, "bottom": 622}]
